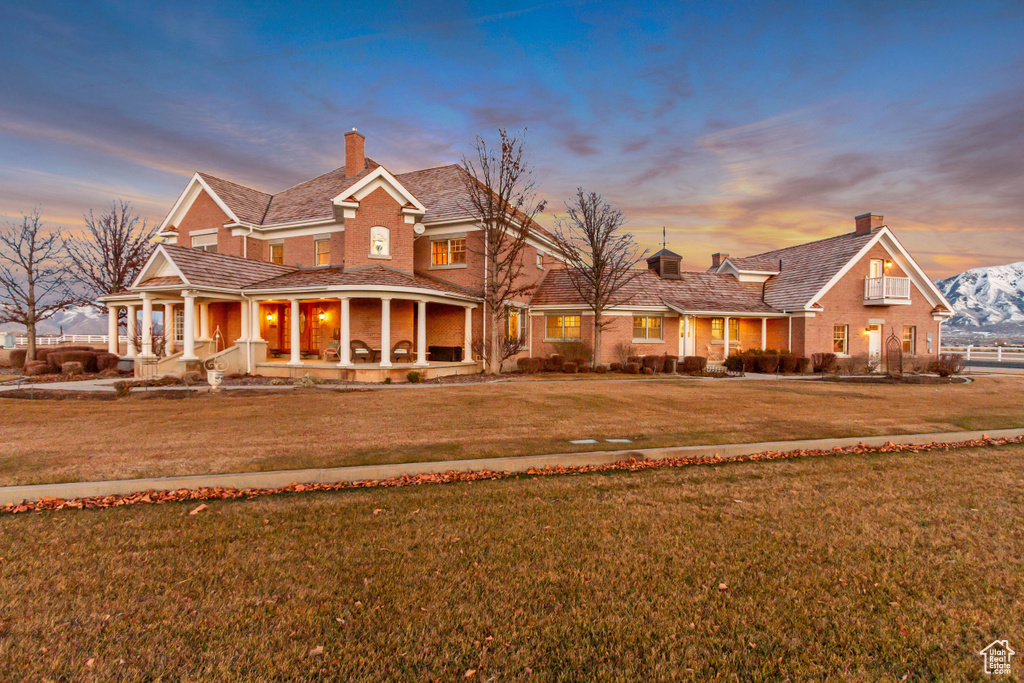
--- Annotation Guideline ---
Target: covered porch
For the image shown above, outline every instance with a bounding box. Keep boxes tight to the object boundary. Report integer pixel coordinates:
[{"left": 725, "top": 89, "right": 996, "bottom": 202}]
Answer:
[{"left": 673, "top": 310, "right": 791, "bottom": 361}]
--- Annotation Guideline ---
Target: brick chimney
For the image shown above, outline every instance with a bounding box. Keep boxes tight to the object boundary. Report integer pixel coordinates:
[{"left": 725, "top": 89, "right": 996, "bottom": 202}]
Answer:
[
  {"left": 711, "top": 252, "right": 729, "bottom": 268},
  {"left": 345, "top": 129, "right": 365, "bottom": 177},
  {"left": 855, "top": 213, "right": 883, "bottom": 234}
]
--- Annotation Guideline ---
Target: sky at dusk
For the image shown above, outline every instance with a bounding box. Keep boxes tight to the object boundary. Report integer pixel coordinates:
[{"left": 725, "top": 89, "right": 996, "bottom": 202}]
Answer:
[{"left": 1, "top": 0, "right": 1022, "bottom": 277}]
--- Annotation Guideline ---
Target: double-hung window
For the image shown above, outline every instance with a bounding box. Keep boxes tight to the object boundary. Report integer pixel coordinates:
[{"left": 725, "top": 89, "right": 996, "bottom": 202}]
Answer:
[
  {"left": 431, "top": 238, "right": 466, "bottom": 266},
  {"left": 191, "top": 233, "right": 217, "bottom": 253},
  {"left": 315, "top": 239, "right": 330, "bottom": 266},
  {"left": 632, "top": 316, "right": 663, "bottom": 341},
  {"left": 506, "top": 308, "right": 525, "bottom": 343},
  {"left": 833, "top": 325, "right": 849, "bottom": 355},
  {"left": 711, "top": 317, "right": 739, "bottom": 341},
  {"left": 269, "top": 243, "right": 284, "bottom": 265},
  {"left": 173, "top": 308, "right": 184, "bottom": 343},
  {"left": 902, "top": 326, "right": 916, "bottom": 354},
  {"left": 545, "top": 314, "right": 581, "bottom": 340}
]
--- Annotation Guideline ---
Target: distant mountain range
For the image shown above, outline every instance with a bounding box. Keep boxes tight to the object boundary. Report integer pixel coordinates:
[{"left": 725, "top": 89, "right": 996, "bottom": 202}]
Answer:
[
  {"left": 934, "top": 261, "right": 1024, "bottom": 341},
  {"left": 0, "top": 305, "right": 109, "bottom": 336}
]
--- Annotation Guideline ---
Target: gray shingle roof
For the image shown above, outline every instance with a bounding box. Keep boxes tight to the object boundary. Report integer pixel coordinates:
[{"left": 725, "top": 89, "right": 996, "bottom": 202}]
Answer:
[
  {"left": 243, "top": 264, "right": 479, "bottom": 299},
  {"left": 745, "top": 228, "right": 880, "bottom": 310},
  {"left": 531, "top": 269, "right": 778, "bottom": 314},
  {"left": 150, "top": 244, "right": 295, "bottom": 290}
]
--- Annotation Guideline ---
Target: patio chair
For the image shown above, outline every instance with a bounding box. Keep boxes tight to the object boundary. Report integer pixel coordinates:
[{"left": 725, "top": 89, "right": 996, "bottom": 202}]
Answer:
[
  {"left": 350, "top": 339, "right": 377, "bottom": 363},
  {"left": 322, "top": 339, "right": 340, "bottom": 361},
  {"left": 391, "top": 339, "right": 414, "bottom": 363}
]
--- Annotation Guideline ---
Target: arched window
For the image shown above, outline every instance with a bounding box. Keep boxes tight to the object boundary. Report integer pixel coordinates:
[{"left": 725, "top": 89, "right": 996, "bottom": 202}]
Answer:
[{"left": 370, "top": 226, "right": 390, "bottom": 257}]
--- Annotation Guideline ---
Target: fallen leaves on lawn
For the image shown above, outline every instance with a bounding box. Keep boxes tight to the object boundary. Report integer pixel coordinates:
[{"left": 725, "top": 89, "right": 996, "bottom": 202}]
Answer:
[
  {"left": 4, "top": 435, "right": 1023, "bottom": 514},
  {"left": 309, "top": 646, "right": 323, "bottom": 657},
  {"left": 189, "top": 504, "right": 207, "bottom": 516}
]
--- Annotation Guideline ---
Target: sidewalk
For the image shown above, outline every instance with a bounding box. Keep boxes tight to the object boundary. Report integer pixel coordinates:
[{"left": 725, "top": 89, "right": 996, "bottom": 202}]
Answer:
[{"left": 3, "top": 427, "right": 1022, "bottom": 507}]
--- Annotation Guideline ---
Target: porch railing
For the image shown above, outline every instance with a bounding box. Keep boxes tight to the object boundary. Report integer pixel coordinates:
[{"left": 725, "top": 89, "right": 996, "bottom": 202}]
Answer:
[
  {"left": 13, "top": 334, "right": 129, "bottom": 346},
  {"left": 864, "top": 275, "right": 911, "bottom": 300}
]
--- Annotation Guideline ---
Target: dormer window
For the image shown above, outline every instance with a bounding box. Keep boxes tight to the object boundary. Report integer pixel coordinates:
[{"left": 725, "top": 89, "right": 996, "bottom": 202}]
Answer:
[
  {"left": 191, "top": 233, "right": 217, "bottom": 253},
  {"left": 370, "top": 226, "right": 390, "bottom": 257},
  {"left": 537, "top": 252, "right": 545, "bottom": 269}
]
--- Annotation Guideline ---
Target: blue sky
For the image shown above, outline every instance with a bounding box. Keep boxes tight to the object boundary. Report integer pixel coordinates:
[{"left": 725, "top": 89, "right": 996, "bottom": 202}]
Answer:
[{"left": 1, "top": 0, "right": 1022, "bottom": 276}]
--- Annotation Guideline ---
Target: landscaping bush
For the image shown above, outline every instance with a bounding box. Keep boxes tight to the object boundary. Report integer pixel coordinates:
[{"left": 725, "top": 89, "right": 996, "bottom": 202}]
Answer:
[
  {"left": 183, "top": 370, "right": 204, "bottom": 385},
  {"left": 48, "top": 350, "right": 99, "bottom": 373},
  {"left": 516, "top": 357, "right": 539, "bottom": 374},
  {"left": 406, "top": 371, "right": 423, "bottom": 383},
  {"left": 756, "top": 353, "right": 780, "bottom": 374},
  {"left": 836, "top": 354, "right": 871, "bottom": 375},
  {"left": 642, "top": 355, "right": 665, "bottom": 373},
  {"left": 680, "top": 356, "right": 707, "bottom": 374},
  {"left": 594, "top": 364, "right": 608, "bottom": 374},
  {"left": 578, "top": 363, "right": 591, "bottom": 373},
  {"left": 779, "top": 354, "right": 799, "bottom": 373},
  {"left": 627, "top": 355, "right": 643, "bottom": 366},
  {"left": 9, "top": 349, "right": 26, "bottom": 368},
  {"left": 812, "top": 352, "right": 837, "bottom": 373},
  {"left": 96, "top": 352, "right": 120, "bottom": 372},
  {"left": 795, "top": 357, "right": 811, "bottom": 373},
  {"left": 613, "top": 342, "right": 637, "bottom": 366},
  {"left": 642, "top": 367, "right": 654, "bottom": 375},
  {"left": 663, "top": 355, "right": 678, "bottom": 373},
  {"left": 62, "top": 361, "right": 84, "bottom": 376},
  {"left": 99, "top": 368, "right": 121, "bottom": 378},
  {"left": 609, "top": 362, "right": 623, "bottom": 372},
  {"left": 625, "top": 362, "right": 640, "bottom": 374},
  {"left": 546, "top": 354, "right": 565, "bottom": 372},
  {"left": 113, "top": 380, "right": 131, "bottom": 397},
  {"left": 930, "top": 353, "right": 965, "bottom": 377},
  {"left": 553, "top": 341, "right": 593, "bottom": 366},
  {"left": 563, "top": 362, "right": 578, "bottom": 374},
  {"left": 23, "top": 360, "right": 51, "bottom": 376},
  {"left": 723, "top": 353, "right": 744, "bottom": 373}
]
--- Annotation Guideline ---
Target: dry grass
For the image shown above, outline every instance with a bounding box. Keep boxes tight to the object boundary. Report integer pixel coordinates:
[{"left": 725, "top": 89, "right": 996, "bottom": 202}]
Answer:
[
  {"left": 0, "top": 375, "right": 19, "bottom": 383},
  {"left": 1, "top": 375, "right": 1022, "bottom": 486},
  {"left": 1, "top": 444, "right": 1021, "bottom": 680}
]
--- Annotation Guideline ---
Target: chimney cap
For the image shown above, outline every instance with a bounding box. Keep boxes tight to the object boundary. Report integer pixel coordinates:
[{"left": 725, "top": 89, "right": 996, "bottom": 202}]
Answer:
[{"left": 345, "top": 128, "right": 365, "bottom": 139}]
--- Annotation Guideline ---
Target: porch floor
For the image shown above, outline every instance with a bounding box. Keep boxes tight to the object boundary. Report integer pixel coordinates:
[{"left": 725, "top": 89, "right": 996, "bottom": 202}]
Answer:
[{"left": 255, "top": 358, "right": 481, "bottom": 383}]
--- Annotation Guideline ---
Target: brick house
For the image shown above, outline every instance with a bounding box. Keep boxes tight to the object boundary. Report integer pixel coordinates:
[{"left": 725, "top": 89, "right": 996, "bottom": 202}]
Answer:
[
  {"left": 99, "top": 132, "right": 952, "bottom": 380},
  {"left": 530, "top": 213, "right": 954, "bottom": 366}
]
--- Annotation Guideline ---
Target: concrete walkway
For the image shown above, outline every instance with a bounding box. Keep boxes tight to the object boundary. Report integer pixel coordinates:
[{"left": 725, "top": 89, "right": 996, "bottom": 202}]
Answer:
[{"left": 3, "top": 427, "right": 1022, "bottom": 507}]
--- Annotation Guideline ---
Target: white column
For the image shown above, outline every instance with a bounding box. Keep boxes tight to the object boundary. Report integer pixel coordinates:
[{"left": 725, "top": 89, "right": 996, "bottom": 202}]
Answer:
[
  {"left": 107, "top": 305, "right": 119, "bottom": 355},
  {"left": 182, "top": 292, "right": 197, "bottom": 360},
  {"left": 141, "top": 296, "right": 153, "bottom": 357},
  {"left": 239, "top": 300, "right": 250, "bottom": 342},
  {"left": 251, "top": 301, "right": 263, "bottom": 342},
  {"left": 761, "top": 317, "right": 767, "bottom": 350},
  {"left": 199, "top": 302, "right": 211, "bottom": 341},
  {"left": 463, "top": 306, "right": 474, "bottom": 363},
  {"left": 723, "top": 316, "right": 731, "bottom": 358},
  {"left": 379, "top": 298, "right": 392, "bottom": 367},
  {"left": 288, "top": 298, "right": 302, "bottom": 366},
  {"left": 337, "top": 297, "right": 351, "bottom": 367},
  {"left": 416, "top": 300, "right": 428, "bottom": 366},
  {"left": 126, "top": 304, "right": 138, "bottom": 358},
  {"left": 164, "top": 303, "right": 175, "bottom": 354}
]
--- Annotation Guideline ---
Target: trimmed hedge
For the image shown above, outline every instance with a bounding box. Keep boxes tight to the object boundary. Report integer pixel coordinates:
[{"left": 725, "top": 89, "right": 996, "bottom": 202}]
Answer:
[
  {"left": 48, "top": 350, "right": 99, "bottom": 373},
  {"left": 625, "top": 362, "right": 641, "bottom": 374},
  {"left": 680, "top": 356, "right": 707, "bottom": 374},
  {"left": 930, "top": 353, "right": 965, "bottom": 377},
  {"left": 563, "top": 362, "right": 578, "bottom": 374},
  {"left": 23, "top": 361, "right": 51, "bottom": 376},
  {"left": 663, "top": 355, "right": 679, "bottom": 373},
  {"left": 517, "top": 357, "right": 544, "bottom": 374},
  {"left": 642, "top": 355, "right": 665, "bottom": 373},
  {"left": 546, "top": 354, "right": 566, "bottom": 372},
  {"left": 96, "top": 352, "right": 120, "bottom": 372},
  {"left": 795, "top": 357, "right": 811, "bottom": 373},
  {"left": 9, "top": 349, "right": 27, "bottom": 368},
  {"left": 609, "top": 362, "right": 623, "bottom": 372},
  {"left": 594, "top": 364, "right": 609, "bottom": 374},
  {"left": 812, "top": 352, "right": 837, "bottom": 373},
  {"left": 62, "top": 361, "right": 84, "bottom": 376},
  {"left": 642, "top": 367, "right": 654, "bottom": 375}
]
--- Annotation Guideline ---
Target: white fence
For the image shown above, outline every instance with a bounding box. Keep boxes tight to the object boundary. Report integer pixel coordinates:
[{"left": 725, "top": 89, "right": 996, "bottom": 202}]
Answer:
[
  {"left": 941, "top": 345, "right": 1024, "bottom": 363},
  {"left": 14, "top": 334, "right": 128, "bottom": 347}
]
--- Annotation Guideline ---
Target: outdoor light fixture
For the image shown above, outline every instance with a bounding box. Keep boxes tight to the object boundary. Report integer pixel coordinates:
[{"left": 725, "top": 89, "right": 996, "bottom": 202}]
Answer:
[
  {"left": 266, "top": 312, "right": 276, "bottom": 324},
  {"left": 318, "top": 311, "right": 327, "bottom": 321},
  {"left": 884, "top": 260, "right": 893, "bottom": 268}
]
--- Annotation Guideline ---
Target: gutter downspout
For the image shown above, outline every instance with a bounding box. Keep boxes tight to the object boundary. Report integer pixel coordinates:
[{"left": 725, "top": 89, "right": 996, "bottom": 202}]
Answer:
[
  {"left": 242, "top": 293, "right": 253, "bottom": 375},
  {"left": 243, "top": 225, "right": 254, "bottom": 259}
]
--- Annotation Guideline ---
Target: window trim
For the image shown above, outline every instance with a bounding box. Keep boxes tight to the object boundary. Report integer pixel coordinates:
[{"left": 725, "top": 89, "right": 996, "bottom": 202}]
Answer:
[
  {"left": 869, "top": 258, "right": 884, "bottom": 279},
  {"left": 173, "top": 308, "right": 184, "bottom": 343},
  {"left": 315, "top": 238, "right": 330, "bottom": 267},
  {"left": 710, "top": 317, "right": 739, "bottom": 342},
  {"left": 505, "top": 307, "right": 526, "bottom": 343},
  {"left": 269, "top": 243, "right": 284, "bottom": 265},
  {"left": 833, "top": 324, "right": 849, "bottom": 356},
  {"left": 536, "top": 252, "right": 545, "bottom": 270},
  {"left": 430, "top": 237, "right": 467, "bottom": 269},
  {"left": 544, "top": 314, "right": 581, "bottom": 341},
  {"left": 191, "top": 233, "right": 217, "bottom": 253},
  {"left": 902, "top": 325, "right": 916, "bottom": 354},
  {"left": 632, "top": 315, "right": 663, "bottom": 342},
  {"left": 369, "top": 226, "right": 391, "bottom": 259}
]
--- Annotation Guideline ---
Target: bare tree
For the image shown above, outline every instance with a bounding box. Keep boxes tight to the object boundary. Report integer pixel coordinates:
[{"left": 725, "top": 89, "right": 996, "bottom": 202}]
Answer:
[
  {"left": 0, "top": 208, "right": 76, "bottom": 361},
  {"left": 66, "top": 200, "right": 156, "bottom": 322},
  {"left": 554, "top": 188, "right": 648, "bottom": 367},
  {"left": 461, "top": 128, "right": 546, "bottom": 374}
]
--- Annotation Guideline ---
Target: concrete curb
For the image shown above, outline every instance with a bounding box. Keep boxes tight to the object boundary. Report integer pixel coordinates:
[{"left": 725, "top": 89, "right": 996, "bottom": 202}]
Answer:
[{"left": 3, "top": 428, "right": 1024, "bottom": 507}]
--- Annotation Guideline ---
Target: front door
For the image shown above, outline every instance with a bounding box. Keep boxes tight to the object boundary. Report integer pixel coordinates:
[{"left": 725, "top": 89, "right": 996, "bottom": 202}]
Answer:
[{"left": 867, "top": 324, "right": 882, "bottom": 365}]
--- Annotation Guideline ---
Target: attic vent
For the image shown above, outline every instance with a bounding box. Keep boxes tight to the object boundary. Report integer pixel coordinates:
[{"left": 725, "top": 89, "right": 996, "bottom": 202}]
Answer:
[{"left": 663, "top": 260, "right": 679, "bottom": 275}]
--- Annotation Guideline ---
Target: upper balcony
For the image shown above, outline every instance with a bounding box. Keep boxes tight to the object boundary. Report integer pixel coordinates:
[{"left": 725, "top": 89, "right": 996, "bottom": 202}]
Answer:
[{"left": 864, "top": 275, "right": 911, "bottom": 305}]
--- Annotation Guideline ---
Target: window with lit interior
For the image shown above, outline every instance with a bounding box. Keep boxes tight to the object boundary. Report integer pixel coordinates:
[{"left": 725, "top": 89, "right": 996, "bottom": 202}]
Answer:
[
  {"left": 431, "top": 238, "right": 466, "bottom": 266},
  {"left": 833, "top": 325, "right": 849, "bottom": 355},
  {"left": 632, "top": 316, "right": 663, "bottom": 340},
  {"left": 545, "top": 314, "right": 581, "bottom": 340}
]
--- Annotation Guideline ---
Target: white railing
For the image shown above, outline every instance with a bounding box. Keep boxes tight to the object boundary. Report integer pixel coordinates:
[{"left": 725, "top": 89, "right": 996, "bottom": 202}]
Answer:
[
  {"left": 14, "top": 334, "right": 129, "bottom": 347},
  {"left": 864, "top": 275, "right": 911, "bottom": 300},
  {"left": 941, "top": 345, "right": 1024, "bottom": 363}
]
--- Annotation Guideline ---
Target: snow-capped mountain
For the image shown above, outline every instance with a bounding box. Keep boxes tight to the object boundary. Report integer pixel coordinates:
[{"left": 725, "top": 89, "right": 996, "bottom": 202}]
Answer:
[
  {"left": 0, "top": 304, "right": 108, "bottom": 335},
  {"left": 934, "top": 261, "right": 1024, "bottom": 332}
]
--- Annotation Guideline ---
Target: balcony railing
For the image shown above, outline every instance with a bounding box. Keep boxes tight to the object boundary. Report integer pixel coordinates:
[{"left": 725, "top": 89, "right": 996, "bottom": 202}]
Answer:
[{"left": 864, "top": 275, "right": 911, "bottom": 302}]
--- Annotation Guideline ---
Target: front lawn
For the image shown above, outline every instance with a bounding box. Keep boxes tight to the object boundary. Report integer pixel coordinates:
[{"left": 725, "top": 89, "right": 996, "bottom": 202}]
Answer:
[
  {"left": 1, "top": 375, "right": 1022, "bottom": 486},
  {"left": 1, "top": 443, "right": 1020, "bottom": 680}
]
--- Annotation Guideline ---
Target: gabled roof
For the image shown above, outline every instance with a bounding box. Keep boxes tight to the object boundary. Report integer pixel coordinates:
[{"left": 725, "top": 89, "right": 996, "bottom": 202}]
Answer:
[
  {"left": 531, "top": 268, "right": 778, "bottom": 314},
  {"left": 196, "top": 173, "right": 272, "bottom": 224},
  {"left": 261, "top": 159, "right": 381, "bottom": 225},
  {"left": 744, "top": 228, "right": 881, "bottom": 310},
  {"left": 722, "top": 255, "right": 782, "bottom": 273},
  {"left": 132, "top": 244, "right": 295, "bottom": 291}
]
